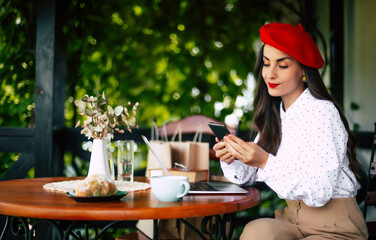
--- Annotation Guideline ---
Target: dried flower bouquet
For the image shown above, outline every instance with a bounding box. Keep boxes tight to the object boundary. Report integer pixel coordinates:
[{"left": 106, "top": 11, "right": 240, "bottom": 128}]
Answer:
[{"left": 75, "top": 91, "right": 139, "bottom": 139}]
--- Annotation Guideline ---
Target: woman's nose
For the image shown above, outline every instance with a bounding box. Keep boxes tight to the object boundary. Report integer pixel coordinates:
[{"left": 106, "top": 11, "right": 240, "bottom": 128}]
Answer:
[{"left": 266, "top": 66, "right": 277, "bottom": 79}]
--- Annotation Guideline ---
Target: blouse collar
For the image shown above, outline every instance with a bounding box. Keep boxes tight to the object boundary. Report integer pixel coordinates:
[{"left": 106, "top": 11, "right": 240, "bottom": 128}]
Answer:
[{"left": 280, "top": 88, "right": 313, "bottom": 119}]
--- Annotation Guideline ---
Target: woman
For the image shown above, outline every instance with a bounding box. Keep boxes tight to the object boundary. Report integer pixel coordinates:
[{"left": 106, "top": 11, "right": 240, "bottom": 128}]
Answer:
[{"left": 213, "top": 23, "right": 368, "bottom": 239}]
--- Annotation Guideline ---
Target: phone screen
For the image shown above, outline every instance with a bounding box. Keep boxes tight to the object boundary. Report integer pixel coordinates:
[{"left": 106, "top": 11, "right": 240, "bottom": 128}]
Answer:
[{"left": 208, "top": 122, "right": 230, "bottom": 140}]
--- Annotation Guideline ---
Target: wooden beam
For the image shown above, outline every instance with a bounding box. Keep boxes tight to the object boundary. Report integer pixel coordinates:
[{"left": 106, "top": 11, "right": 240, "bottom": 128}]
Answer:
[
  {"left": 0, "top": 128, "right": 35, "bottom": 153},
  {"left": 0, "top": 127, "right": 34, "bottom": 137},
  {"left": 0, "top": 153, "right": 35, "bottom": 180},
  {"left": 0, "top": 138, "right": 35, "bottom": 153}
]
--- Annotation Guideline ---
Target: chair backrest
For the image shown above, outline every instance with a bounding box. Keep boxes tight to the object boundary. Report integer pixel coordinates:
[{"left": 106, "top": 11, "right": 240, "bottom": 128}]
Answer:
[
  {"left": 159, "top": 115, "right": 237, "bottom": 137},
  {"left": 363, "top": 122, "right": 376, "bottom": 217}
]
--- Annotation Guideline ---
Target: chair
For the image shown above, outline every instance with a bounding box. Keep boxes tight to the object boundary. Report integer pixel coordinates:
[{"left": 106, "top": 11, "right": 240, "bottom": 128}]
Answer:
[{"left": 363, "top": 122, "right": 376, "bottom": 239}]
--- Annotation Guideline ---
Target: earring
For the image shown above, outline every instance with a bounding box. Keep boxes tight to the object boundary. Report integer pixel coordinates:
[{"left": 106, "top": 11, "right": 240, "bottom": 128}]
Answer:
[{"left": 302, "top": 75, "right": 307, "bottom": 82}]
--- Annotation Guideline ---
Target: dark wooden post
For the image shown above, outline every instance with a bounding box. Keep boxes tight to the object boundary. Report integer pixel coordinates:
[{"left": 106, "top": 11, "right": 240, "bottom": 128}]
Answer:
[
  {"left": 330, "top": 0, "right": 344, "bottom": 107},
  {"left": 53, "top": 0, "right": 67, "bottom": 176},
  {"left": 35, "top": 0, "right": 66, "bottom": 177}
]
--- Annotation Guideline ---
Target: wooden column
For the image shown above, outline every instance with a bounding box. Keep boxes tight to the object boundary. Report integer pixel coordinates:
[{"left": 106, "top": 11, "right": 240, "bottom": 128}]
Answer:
[
  {"left": 53, "top": 0, "right": 67, "bottom": 176},
  {"left": 330, "top": 0, "right": 344, "bottom": 107},
  {"left": 35, "top": 0, "right": 66, "bottom": 177}
]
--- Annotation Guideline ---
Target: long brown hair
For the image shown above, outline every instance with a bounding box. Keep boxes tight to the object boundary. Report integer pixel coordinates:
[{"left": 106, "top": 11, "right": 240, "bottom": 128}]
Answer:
[{"left": 253, "top": 45, "right": 365, "bottom": 182}]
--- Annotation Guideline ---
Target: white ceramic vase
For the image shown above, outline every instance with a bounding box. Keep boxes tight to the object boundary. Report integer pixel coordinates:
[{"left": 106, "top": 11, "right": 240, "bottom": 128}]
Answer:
[{"left": 88, "top": 138, "right": 111, "bottom": 178}]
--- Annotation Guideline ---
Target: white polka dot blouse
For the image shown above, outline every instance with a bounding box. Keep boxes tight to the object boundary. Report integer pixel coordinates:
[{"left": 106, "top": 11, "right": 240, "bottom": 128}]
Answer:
[{"left": 220, "top": 88, "right": 357, "bottom": 207}]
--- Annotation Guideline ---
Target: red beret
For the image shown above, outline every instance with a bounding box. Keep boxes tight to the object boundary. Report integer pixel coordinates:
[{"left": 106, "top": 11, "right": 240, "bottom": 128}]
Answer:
[{"left": 260, "top": 23, "right": 324, "bottom": 69}]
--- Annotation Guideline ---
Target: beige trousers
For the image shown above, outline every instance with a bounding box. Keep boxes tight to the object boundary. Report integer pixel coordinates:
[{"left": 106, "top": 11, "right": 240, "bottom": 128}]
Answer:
[{"left": 240, "top": 198, "right": 368, "bottom": 240}]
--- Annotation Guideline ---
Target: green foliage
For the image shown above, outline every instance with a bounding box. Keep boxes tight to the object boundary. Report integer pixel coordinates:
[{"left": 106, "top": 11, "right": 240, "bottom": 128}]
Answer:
[
  {"left": 0, "top": 1, "right": 36, "bottom": 179},
  {"left": 0, "top": 0, "right": 284, "bottom": 179},
  {"left": 0, "top": 153, "right": 18, "bottom": 176},
  {"left": 0, "top": 0, "right": 284, "bottom": 129},
  {"left": 99, "top": 227, "right": 136, "bottom": 240},
  {"left": 0, "top": 1, "right": 35, "bottom": 127},
  {"left": 63, "top": 0, "right": 280, "bottom": 128}
]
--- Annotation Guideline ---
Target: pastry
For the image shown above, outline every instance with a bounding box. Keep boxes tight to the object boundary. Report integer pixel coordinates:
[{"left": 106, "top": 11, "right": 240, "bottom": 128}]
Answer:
[{"left": 74, "top": 174, "right": 118, "bottom": 197}]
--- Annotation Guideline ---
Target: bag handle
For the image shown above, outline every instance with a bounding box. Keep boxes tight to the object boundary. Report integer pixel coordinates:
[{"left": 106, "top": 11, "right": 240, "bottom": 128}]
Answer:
[
  {"left": 150, "top": 121, "right": 159, "bottom": 140},
  {"left": 171, "top": 123, "right": 182, "bottom": 142},
  {"left": 193, "top": 124, "right": 203, "bottom": 142},
  {"left": 161, "top": 123, "right": 168, "bottom": 142},
  {"left": 170, "top": 123, "right": 204, "bottom": 142},
  {"left": 151, "top": 121, "right": 170, "bottom": 142}
]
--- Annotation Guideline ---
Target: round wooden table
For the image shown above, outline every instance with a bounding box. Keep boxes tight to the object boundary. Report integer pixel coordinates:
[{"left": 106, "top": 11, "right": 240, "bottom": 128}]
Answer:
[{"left": 0, "top": 177, "right": 261, "bottom": 239}]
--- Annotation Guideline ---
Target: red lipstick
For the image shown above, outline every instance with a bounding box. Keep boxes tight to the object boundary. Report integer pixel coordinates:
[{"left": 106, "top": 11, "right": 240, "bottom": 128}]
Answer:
[{"left": 268, "top": 83, "right": 279, "bottom": 88}]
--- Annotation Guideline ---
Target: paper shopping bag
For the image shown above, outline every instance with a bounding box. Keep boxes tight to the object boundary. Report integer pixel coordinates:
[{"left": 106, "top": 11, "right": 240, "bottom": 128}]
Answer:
[
  {"left": 190, "top": 141, "right": 209, "bottom": 170},
  {"left": 140, "top": 123, "right": 180, "bottom": 239},
  {"left": 146, "top": 141, "right": 172, "bottom": 176},
  {"left": 179, "top": 217, "right": 208, "bottom": 240},
  {"left": 170, "top": 124, "right": 209, "bottom": 176},
  {"left": 146, "top": 122, "right": 172, "bottom": 178},
  {"left": 169, "top": 125, "right": 210, "bottom": 239}
]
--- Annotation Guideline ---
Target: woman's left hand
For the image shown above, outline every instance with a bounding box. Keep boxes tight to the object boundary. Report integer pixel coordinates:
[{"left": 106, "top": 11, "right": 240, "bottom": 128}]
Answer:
[{"left": 223, "top": 134, "right": 269, "bottom": 168}]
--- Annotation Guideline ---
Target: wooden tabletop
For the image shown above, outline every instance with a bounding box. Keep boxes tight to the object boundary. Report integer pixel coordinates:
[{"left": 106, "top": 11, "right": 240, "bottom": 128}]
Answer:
[{"left": 0, "top": 177, "right": 261, "bottom": 221}]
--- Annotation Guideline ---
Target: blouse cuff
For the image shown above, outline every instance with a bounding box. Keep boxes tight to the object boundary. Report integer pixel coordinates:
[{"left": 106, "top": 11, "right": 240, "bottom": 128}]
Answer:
[
  {"left": 220, "top": 159, "right": 241, "bottom": 170},
  {"left": 257, "top": 153, "right": 276, "bottom": 182},
  {"left": 220, "top": 160, "right": 252, "bottom": 184}
]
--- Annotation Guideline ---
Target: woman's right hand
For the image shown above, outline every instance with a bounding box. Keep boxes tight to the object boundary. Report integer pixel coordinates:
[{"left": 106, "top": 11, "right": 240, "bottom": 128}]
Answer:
[{"left": 213, "top": 138, "right": 236, "bottom": 164}]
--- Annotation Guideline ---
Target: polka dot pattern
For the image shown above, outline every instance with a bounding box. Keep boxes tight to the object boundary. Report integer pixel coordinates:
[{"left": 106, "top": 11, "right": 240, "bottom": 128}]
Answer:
[{"left": 221, "top": 89, "right": 357, "bottom": 207}]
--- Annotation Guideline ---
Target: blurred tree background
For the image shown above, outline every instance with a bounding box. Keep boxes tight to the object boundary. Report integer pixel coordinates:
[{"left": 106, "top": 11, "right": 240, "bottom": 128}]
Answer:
[
  {"left": 64, "top": 0, "right": 280, "bottom": 128},
  {"left": 0, "top": 0, "right": 287, "bottom": 176},
  {"left": 0, "top": 0, "right": 288, "bottom": 129},
  {"left": 0, "top": 0, "right": 311, "bottom": 238}
]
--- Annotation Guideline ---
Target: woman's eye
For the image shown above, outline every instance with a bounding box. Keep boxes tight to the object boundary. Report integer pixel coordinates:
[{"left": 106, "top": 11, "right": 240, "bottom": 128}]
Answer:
[
  {"left": 279, "top": 65, "right": 288, "bottom": 69},
  {"left": 263, "top": 62, "right": 270, "bottom": 67}
]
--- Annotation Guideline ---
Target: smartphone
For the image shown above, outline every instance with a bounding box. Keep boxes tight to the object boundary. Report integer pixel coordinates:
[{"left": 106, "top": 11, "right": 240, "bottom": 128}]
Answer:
[{"left": 208, "top": 122, "right": 231, "bottom": 140}]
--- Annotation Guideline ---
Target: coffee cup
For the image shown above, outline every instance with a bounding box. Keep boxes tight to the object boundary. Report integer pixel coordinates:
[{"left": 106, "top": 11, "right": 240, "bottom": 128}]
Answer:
[{"left": 150, "top": 176, "right": 190, "bottom": 202}]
